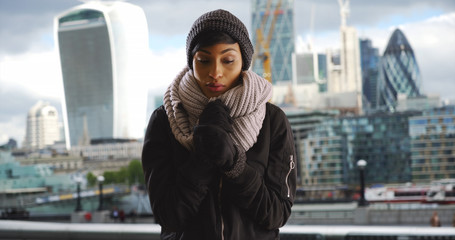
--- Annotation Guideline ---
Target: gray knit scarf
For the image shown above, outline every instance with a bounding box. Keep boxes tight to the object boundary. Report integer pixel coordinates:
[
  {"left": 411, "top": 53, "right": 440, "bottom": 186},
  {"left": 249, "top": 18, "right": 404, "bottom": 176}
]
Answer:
[{"left": 163, "top": 66, "right": 272, "bottom": 152}]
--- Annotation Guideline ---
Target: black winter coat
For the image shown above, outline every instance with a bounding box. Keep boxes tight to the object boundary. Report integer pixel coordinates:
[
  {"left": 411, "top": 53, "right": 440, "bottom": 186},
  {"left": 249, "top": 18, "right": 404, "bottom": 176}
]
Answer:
[{"left": 141, "top": 103, "right": 297, "bottom": 240}]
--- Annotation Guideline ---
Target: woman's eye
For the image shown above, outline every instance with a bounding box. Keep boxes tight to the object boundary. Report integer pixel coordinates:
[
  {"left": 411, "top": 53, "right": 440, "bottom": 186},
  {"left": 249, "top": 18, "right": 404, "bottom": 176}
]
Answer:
[
  {"left": 223, "top": 59, "right": 235, "bottom": 64},
  {"left": 197, "top": 58, "right": 209, "bottom": 64}
]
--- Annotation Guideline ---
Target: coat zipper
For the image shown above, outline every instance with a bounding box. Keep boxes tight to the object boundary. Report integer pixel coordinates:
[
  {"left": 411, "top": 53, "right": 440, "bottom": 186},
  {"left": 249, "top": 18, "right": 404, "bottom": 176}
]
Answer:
[
  {"left": 218, "top": 178, "right": 224, "bottom": 240},
  {"left": 285, "top": 155, "right": 295, "bottom": 198}
]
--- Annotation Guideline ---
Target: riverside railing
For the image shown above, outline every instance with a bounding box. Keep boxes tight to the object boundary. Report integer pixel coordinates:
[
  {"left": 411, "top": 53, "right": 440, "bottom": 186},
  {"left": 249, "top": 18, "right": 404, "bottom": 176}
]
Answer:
[{"left": 0, "top": 220, "right": 454, "bottom": 240}]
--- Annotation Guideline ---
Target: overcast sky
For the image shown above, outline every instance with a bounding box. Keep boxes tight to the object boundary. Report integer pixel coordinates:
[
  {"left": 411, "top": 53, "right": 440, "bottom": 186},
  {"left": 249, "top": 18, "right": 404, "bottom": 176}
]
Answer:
[{"left": 1, "top": 0, "right": 454, "bottom": 146}]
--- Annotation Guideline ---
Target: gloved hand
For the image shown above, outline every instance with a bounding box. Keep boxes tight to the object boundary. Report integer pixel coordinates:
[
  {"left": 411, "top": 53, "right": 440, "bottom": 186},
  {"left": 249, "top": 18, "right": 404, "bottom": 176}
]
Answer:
[
  {"left": 198, "top": 99, "right": 233, "bottom": 133},
  {"left": 194, "top": 100, "right": 237, "bottom": 171}
]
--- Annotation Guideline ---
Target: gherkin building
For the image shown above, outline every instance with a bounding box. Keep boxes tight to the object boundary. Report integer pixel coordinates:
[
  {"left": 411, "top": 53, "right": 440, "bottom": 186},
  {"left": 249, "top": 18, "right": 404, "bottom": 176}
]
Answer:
[{"left": 379, "top": 29, "right": 422, "bottom": 111}]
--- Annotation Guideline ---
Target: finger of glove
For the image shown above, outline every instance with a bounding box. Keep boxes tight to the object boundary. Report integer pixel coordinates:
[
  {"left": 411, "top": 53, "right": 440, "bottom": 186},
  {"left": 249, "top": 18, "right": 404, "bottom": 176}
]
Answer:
[
  {"left": 193, "top": 125, "right": 235, "bottom": 167},
  {"left": 200, "top": 100, "right": 231, "bottom": 124},
  {"left": 199, "top": 100, "right": 233, "bottom": 132},
  {"left": 194, "top": 125, "right": 226, "bottom": 150}
]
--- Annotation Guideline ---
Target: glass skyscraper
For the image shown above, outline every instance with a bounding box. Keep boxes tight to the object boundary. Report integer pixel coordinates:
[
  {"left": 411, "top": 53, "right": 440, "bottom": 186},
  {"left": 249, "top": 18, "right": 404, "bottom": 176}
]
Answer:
[
  {"left": 55, "top": 2, "right": 149, "bottom": 148},
  {"left": 360, "top": 38, "right": 380, "bottom": 110},
  {"left": 379, "top": 29, "right": 422, "bottom": 111},
  {"left": 251, "top": 0, "right": 294, "bottom": 84},
  {"left": 317, "top": 53, "right": 328, "bottom": 92}
]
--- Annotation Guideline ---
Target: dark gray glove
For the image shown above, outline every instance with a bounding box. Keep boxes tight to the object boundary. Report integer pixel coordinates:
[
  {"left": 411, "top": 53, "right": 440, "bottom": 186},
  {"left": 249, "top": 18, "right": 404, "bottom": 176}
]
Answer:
[
  {"left": 194, "top": 100, "right": 237, "bottom": 171},
  {"left": 198, "top": 99, "right": 233, "bottom": 133},
  {"left": 194, "top": 125, "right": 237, "bottom": 171}
]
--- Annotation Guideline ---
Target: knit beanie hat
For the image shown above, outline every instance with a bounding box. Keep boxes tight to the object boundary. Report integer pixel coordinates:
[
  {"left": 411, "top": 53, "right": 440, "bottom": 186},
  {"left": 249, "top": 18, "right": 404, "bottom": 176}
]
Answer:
[{"left": 186, "top": 9, "right": 254, "bottom": 71}]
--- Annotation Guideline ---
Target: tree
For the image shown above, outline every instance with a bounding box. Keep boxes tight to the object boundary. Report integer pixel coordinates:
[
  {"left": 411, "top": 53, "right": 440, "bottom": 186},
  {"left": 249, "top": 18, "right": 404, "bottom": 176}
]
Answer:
[
  {"left": 103, "top": 171, "right": 117, "bottom": 185},
  {"left": 86, "top": 172, "right": 97, "bottom": 187},
  {"left": 87, "top": 159, "right": 145, "bottom": 186},
  {"left": 127, "top": 159, "right": 145, "bottom": 185}
]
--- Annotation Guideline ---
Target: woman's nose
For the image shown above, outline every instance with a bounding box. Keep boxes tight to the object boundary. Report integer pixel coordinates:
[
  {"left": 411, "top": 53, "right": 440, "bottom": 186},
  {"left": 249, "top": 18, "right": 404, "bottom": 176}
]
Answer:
[{"left": 209, "top": 62, "right": 222, "bottom": 80}]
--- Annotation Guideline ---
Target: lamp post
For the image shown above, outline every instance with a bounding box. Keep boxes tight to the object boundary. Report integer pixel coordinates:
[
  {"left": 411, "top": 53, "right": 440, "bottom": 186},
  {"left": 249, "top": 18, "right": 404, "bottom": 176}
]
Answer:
[
  {"left": 97, "top": 175, "right": 105, "bottom": 211},
  {"left": 75, "top": 176, "right": 83, "bottom": 212},
  {"left": 357, "top": 159, "right": 369, "bottom": 207}
]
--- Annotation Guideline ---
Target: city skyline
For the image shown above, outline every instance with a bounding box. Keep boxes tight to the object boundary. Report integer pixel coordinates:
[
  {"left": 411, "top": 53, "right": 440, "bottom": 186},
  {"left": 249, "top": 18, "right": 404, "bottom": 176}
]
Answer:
[{"left": 0, "top": 0, "right": 454, "bottom": 146}]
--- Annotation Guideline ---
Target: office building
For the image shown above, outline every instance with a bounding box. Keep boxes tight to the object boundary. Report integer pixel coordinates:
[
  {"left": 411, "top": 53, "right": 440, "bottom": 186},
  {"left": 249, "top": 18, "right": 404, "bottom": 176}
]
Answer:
[
  {"left": 293, "top": 53, "right": 316, "bottom": 84},
  {"left": 379, "top": 28, "right": 422, "bottom": 111},
  {"left": 360, "top": 38, "right": 380, "bottom": 110},
  {"left": 317, "top": 53, "right": 328, "bottom": 92},
  {"left": 324, "top": 0, "right": 362, "bottom": 114},
  {"left": 396, "top": 94, "right": 442, "bottom": 112},
  {"left": 0, "top": 139, "right": 17, "bottom": 150},
  {"left": 301, "top": 119, "right": 345, "bottom": 186},
  {"left": 409, "top": 106, "right": 455, "bottom": 182},
  {"left": 326, "top": 49, "right": 342, "bottom": 93},
  {"left": 69, "top": 140, "right": 142, "bottom": 161},
  {"left": 292, "top": 52, "right": 327, "bottom": 87},
  {"left": 251, "top": 0, "right": 295, "bottom": 84},
  {"left": 338, "top": 0, "right": 362, "bottom": 94},
  {"left": 303, "top": 111, "right": 419, "bottom": 187},
  {"left": 285, "top": 108, "right": 339, "bottom": 185},
  {"left": 23, "top": 101, "right": 60, "bottom": 150},
  {"left": 55, "top": 1, "right": 149, "bottom": 148}
]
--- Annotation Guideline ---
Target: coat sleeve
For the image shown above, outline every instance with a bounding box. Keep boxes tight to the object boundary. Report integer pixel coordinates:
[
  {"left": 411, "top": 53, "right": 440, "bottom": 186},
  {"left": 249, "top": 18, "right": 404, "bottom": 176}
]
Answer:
[
  {"left": 141, "top": 106, "right": 215, "bottom": 231},
  {"left": 223, "top": 104, "right": 297, "bottom": 230}
]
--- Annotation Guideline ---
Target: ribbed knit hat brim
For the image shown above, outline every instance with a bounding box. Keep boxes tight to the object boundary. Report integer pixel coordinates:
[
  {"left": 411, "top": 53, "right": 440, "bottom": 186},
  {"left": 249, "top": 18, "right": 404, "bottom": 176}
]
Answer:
[{"left": 186, "top": 9, "right": 254, "bottom": 71}]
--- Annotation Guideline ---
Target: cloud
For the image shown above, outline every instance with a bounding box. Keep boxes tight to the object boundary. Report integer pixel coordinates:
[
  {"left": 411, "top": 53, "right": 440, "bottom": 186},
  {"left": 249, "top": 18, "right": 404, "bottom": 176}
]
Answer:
[
  {"left": 295, "top": 0, "right": 455, "bottom": 36},
  {"left": 136, "top": 0, "right": 251, "bottom": 36},
  {"left": 1, "top": 51, "right": 63, "bottom": 100},
  {"left": 148, "top": 47, "right": 186, "bottom": 92},
  {"left": 0, "top": 115, "right": 27, "bottom": 145},
  {"left": 0, "top": 50, "right": 63, "bottom": 144},
  {"left": 0, "top": 0, "right": 77, "bottom": 55},
  {"left": 401, "top": 13, "right": 455, "bottom": 100}
]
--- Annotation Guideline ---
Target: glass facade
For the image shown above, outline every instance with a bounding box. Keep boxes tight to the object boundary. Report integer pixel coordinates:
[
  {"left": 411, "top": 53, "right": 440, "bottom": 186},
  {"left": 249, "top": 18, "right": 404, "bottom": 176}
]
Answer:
[
  {"left": 58, "top": 15, "right": 114, "bottom": 147},
  {"left": 251, "top": 0, "right": 294, "bottom": 84},
  {"left": 379, "top": 29, "right": 422, "bottom": 111},
  {"left": 302, "top": 111, "right": 419, "bottom": 187},
  {"left": 360, "top": 39, "right": 380, "bottom": 110},
  {"left": 294, "top": 53, "right": 315, "bottom": 84},
  {"left": 285, "top": 109, "right": 339, "bottom": 186},
  {"left": 302, "top": 121, "right": 345, "bottom": 186},
  {"left": 317, "top": 53, "right": 328, "bottom": 92},
  {"left": 410, "top": 106, "right": 455, "bottom": 182},
  {"left": 55, "top": 2, "right": 149, "bottom": 148}
]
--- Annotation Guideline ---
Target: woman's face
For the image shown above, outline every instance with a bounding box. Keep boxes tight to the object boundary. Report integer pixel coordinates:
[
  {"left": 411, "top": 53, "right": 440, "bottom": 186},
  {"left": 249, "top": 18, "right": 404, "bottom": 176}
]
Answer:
[{"left": 193, "top": 42, "right": 243, "bottom": 98}]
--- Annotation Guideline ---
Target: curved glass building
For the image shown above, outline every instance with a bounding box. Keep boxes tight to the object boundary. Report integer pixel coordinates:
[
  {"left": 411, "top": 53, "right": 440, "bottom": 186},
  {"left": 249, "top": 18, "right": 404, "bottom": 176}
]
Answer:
[
  {"left": 55, "top": 2, "right": 149, "bottom": 148},
  {"left": 379, "top": 29, "right": 422, "bottom": 111}
]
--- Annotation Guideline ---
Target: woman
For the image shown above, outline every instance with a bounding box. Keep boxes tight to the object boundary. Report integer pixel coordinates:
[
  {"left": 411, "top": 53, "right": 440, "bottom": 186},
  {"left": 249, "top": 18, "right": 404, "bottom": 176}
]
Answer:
[{"left": 142, "top": 9, "right": 296, "bottom": 240}]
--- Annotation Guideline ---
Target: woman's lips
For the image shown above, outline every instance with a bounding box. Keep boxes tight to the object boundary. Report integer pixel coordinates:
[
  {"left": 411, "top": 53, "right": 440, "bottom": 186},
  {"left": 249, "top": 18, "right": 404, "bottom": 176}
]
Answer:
[{"left": 206, "top": 82, "right": 225, "bottom": 92}]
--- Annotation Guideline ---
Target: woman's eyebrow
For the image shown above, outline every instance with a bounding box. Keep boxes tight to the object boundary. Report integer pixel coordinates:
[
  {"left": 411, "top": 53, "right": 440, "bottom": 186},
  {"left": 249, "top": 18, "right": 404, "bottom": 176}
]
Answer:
[
  {"left": 198, "top": 48, "right": 238, "bottom": 55},
  {"left": 198, "top": 49, "right": 211, "bottom": 54},
  {"left": 221, "top": 48, "right": 237, "bottom": 54}
]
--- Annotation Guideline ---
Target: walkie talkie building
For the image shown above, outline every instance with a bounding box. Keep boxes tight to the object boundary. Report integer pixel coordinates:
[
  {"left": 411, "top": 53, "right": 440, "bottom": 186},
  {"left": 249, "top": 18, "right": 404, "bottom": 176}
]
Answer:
[{"left": 55, "top": 1, "right": 149, "bottom": 149}]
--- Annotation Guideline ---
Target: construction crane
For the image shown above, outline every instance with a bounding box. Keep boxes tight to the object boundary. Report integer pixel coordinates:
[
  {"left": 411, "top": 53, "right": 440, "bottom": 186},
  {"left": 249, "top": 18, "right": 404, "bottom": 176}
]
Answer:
[{"left": 253, "top": 0, "right": 282, "bottom": 83}]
